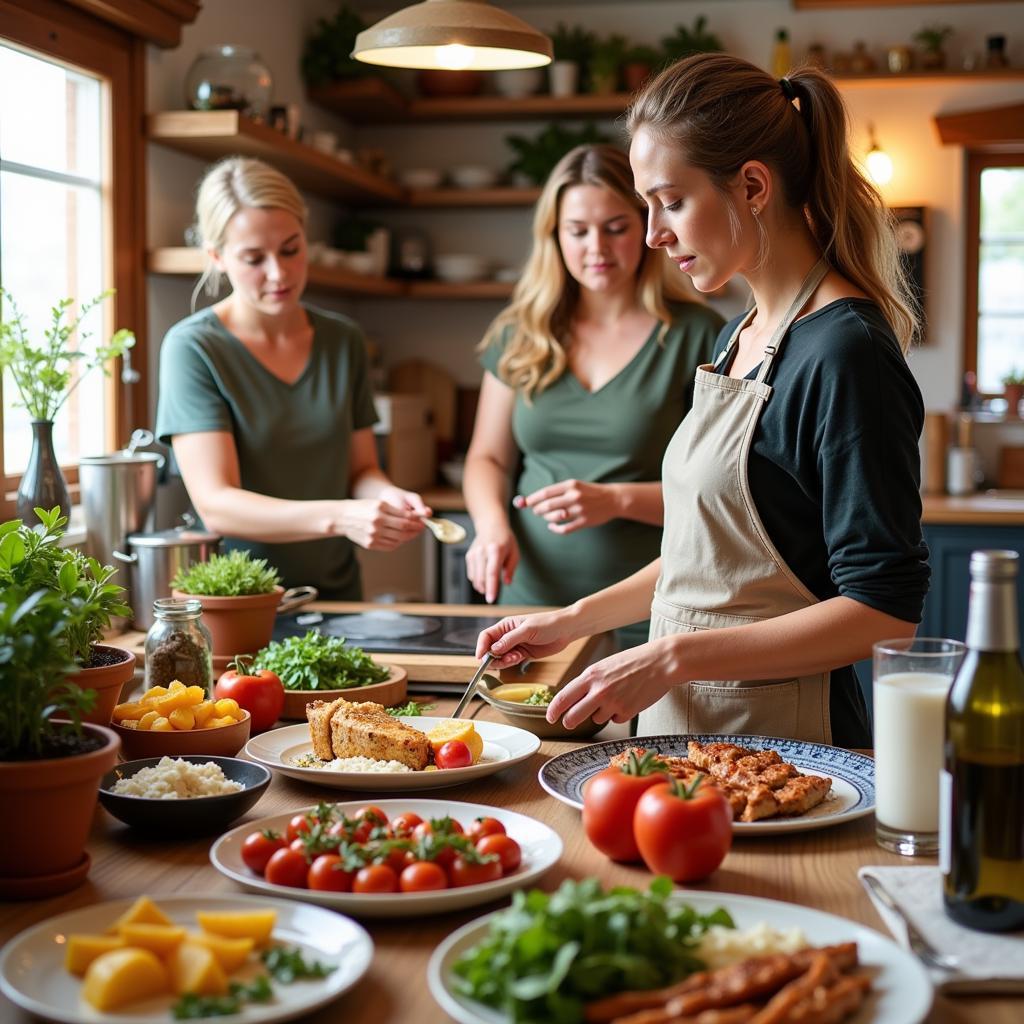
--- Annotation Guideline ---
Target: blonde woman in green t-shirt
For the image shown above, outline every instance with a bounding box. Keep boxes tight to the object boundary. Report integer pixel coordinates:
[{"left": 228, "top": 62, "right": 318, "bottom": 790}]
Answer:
[{"left": 464, "top": 145, "right": 722, "bottom": 644}]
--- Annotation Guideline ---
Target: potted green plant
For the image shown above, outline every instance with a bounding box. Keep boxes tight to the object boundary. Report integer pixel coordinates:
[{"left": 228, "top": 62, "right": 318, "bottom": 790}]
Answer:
[
  {"left": 301, "top": 4, "right": 368, "bottom": 87},
  {"left": 913, "top": 24, "right": 953, "bottom": 70},
  {"left": 588, "top": 34, "right": 628, "bottom": 95},
  {"left": 623, "top": 44, "right": 662, "bottom": 93},
  {"left": 661, "top": 15, "right": 725, "bottom": 63},
  {"left": 0, "top": 288, "right": 134, "bottom": 524},
  {"left": 1002, "top": 368, "right": 1024, "bottom": 418},
  {"left": 0, "top": 506, "right": 136, "bottom": 726},
  {"left": 171, "top": 549, "right": 285, "bottom": 660},
  {"left": 0, "top": 585, "right": 120, "bottom": 897},
  {"left": 505, "top": 123, "right": 612, "bottom": 187},
  {"left": 549, "top": 22, "right": 595, "bottom": 97}
]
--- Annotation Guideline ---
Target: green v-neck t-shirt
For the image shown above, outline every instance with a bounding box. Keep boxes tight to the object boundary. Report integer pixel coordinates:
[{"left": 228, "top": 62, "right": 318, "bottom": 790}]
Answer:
[
  {"left": 480, "top": 302, "right": 723, "bottom": 644},
  {"left": 155, "top": 305, "right": 378, "bottom": 599}
]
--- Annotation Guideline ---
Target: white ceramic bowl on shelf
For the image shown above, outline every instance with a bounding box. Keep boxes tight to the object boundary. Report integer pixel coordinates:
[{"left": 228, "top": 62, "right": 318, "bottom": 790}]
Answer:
[
  {"left": 434, "top": 253, "right": 489, "bottom": 284},
  {"left": 448, "top": 165, "right": 498, "bottom": 189},
  {"left": 399, "top": 167, "right": 444, "bottom": 189}
]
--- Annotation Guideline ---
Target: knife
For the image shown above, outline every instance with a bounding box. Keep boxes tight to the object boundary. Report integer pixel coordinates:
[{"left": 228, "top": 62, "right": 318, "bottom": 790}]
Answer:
[{"left": 451, "top": 653, "right": 494, "bottom": 720}]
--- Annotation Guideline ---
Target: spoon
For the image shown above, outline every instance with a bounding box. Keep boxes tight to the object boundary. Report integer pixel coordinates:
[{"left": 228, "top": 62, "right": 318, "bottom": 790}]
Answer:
[{"left": 421, "top": 516, "right": 466, "bottom": 544}]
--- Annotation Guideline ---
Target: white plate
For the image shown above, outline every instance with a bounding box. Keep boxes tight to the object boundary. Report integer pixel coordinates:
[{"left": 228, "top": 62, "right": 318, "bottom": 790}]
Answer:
[
  {"left": 245, "top": 717, "right": 540, "bottom": 791},
  {"left": 0, "top": 894, "right": 372, "bottom": 1024},
  {"left": 428, "top": 890, "right": 934, "bottom": 1024},
  {"left": 538, "top": 734, "right": 875, "bottom": 835},
  {"left": 210, "top": 798, "right": 562, "bottom": 918}
]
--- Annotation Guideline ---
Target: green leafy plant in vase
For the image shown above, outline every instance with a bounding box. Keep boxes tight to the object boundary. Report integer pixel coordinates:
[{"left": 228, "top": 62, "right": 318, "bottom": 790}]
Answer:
[
  {"left": 661, "top": 15, "right": 725, "bottom": 63},
  {"left": 0, "top": 288, "right": 134, "bottom": 523},
  {"left": 302, "top": 4, "right": 369, "bottom": 87},
  {"left": 1001, "top": 367, "right": 1024, "bottom": 418},
  {"left": 549, "top": 22, "right": 595, "bottom": 96},
  {"left": 623, "top": 44, "right": 663, "bottom": 93},
  {"left": 913, "top": 24, "right": 953, "bottom": 70},
  {"left": 588, "top": 34, "right": 628, "bottom": 95},
  {"left": 505, "top": 123, "right": 612, "bottom": 187}
]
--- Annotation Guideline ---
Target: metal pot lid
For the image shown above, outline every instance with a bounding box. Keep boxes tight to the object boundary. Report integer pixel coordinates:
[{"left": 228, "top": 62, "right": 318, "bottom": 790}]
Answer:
[{"left": 127, "top": 526, "right": 221, "bottom": 547}]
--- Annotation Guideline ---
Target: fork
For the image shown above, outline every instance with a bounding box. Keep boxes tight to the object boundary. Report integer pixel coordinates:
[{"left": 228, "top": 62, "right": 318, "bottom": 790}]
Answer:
[{"left": 860, "top": 873, "right": 962, "bottom": 972}]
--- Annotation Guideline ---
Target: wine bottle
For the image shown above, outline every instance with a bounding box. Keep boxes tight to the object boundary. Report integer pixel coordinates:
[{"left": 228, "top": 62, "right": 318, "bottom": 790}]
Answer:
[{"left": 941, "top": 550, "right": 1024, "bottom": 932}]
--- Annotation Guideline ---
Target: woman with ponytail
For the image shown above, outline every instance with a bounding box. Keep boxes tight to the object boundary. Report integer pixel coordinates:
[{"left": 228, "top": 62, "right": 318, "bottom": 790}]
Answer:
[{"left": 475, "top": 55, "right": 929, "bottom": 746}]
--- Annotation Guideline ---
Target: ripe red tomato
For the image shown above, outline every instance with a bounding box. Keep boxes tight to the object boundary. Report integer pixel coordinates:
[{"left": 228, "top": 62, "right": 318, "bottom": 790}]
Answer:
[
  {"left": 390, "top": 812, "right": 423, "bottom": 838},
  {"left": 353, "top": 864, "right": 399, "bottom": 893},
  {"left": 241, "top": 829, "right": 287, "bottom": 874},
  {"left": 435, "top": 740, "right": 472, "bottom": 770},
  {"left": 475, "top": 833, "right": 521, "bottom": 875},
  {"left": 582, "top": 750, "right": 671, "bottom": 862},
  {"left": 214, "top": 661, "right": 284, "bottom": 733},
  {"left": 307, "top": 854, "right": 355, "bottom": 892},
  {"left": 286, "top": 814, "right": 313, "bottom": 843},
  {"left": 633, "top": 776, "right": 733, "bottom": 882},
  {"left": 264, "top": 847, "right": 309, "bottom": 888},
  {"left": 355, "top": 805, "right": 389, "bottom": 827},
  {"left": 399, "top": 861, "right": 448, "bottom": 892},
  {"left": 467, "top": 817, "right": 506, "bottom": 843},
  {"left": 448, "top": 853, "right": 502, "bottom": 888}
]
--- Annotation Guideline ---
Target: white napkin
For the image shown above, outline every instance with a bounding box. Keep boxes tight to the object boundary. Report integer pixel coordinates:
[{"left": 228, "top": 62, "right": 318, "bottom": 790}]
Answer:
[{"left": 859, "top": 866, "right": 1024, "bottom": 993}]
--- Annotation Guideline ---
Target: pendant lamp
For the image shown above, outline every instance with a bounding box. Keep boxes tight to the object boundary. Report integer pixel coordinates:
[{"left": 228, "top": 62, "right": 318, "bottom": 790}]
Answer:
[{"left": 352, "top": 0, "right": 553, "bottom": 71}]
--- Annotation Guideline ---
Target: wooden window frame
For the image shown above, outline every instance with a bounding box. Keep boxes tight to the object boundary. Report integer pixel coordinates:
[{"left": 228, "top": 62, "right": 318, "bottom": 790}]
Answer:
[
  {"left": 964, "top": 149, "right": 1024, "bottom": 397},
  {"left": 1, "top": 0, "right": 147, "bottom": 516}
]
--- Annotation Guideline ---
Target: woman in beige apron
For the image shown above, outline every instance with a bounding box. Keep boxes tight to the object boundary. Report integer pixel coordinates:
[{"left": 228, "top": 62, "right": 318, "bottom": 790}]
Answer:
[{"left": 475, "top": 55, "right": 929, "bottom": 746}]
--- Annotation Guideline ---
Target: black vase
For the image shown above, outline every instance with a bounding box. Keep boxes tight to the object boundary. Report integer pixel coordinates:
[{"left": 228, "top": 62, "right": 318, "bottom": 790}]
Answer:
[{"left": 16, "top": 419, "right": 70, "bottom": 524}]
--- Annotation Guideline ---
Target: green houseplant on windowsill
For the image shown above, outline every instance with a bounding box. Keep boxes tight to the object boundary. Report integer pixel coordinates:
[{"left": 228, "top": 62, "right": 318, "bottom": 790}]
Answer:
[
  {"left": 1002, "top": 367, "right": 1024, "bottom": 418},
  {"left": 0, "top": 288, "right": 135, "bottom": 523}
]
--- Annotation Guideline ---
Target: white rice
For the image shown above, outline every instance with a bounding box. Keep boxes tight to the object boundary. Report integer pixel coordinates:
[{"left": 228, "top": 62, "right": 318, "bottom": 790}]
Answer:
[
  {"left": 697, "top": 922, "right": 808, "bottom": 970},
  {"left": 292, "top": 753, "right": 414, "bottom": 773},
  {"left": 111, "top": 756, "right": 243, "bottom": 799}
]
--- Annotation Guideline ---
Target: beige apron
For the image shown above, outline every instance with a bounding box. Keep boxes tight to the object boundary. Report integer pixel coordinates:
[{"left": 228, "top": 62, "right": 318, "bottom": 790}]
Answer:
[{"left": 638, "top": 261, "right": 832, "bottom": 744}]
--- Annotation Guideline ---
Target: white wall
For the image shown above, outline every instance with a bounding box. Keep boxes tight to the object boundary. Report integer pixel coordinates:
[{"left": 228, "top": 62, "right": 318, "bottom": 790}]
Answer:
[{"left": 146, "top": 0, "right": 1024, "bottom": 418}]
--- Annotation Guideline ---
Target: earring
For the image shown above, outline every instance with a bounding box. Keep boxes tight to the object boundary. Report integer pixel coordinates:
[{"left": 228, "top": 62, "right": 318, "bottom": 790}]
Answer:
[{"left": 751, "top": 206, "right": 760, "bottom": 216}]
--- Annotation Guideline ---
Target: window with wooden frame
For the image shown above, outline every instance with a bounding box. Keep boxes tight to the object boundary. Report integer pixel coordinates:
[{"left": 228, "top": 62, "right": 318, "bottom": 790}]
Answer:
[{"left": 0, "top": 0, "right": 147, "bottom": 518}]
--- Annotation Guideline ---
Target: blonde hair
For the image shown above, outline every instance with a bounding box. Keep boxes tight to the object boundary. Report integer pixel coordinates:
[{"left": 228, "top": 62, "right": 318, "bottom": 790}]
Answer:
[
  {"left": 482, "top": 144, "right": 697, "bottom": 399},
  {"left": 627, "top": 54, "right": 918, "bottom": 353},
  {"left": 191, "top": 157, "right": 308, "bottom": 311}
]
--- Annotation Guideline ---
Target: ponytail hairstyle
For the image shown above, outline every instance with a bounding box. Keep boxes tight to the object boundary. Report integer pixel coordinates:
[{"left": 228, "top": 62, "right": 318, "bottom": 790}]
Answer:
[
  {"left": 190, "top": 157, "right": 308, "bottom": 312},
  {"left": 481, "top": 143, "right": 699, "bottom": 400},
  {"left": 627, "top": 53, "right": 918, "bottom": 352}
]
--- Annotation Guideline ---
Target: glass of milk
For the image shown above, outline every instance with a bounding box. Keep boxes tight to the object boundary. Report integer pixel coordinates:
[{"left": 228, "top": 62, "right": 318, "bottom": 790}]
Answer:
[{"left": 873, "top": 638, "right": 966, "bottom": 855}]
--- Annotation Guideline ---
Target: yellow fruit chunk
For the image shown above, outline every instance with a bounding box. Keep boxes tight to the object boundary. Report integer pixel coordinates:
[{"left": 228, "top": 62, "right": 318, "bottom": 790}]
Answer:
[
  {"left": 193, "top": 700, "right": 217, "bottom": 727},
  {"left": 138, "top": 710, "right": 160, "bottom": 730},
  {"left": 186, "top": 930, "right": 255, "bottom": 973},
  {"left": 426, "top": 720, "right": 484, "bottom": 764},
  {"left": 150, "top": 716, "right": 174, "bottom": 732},
  {"left": 82, "top": 948, "right": 168, "bottom": 1011},
  {"left": 142, "top": 685, "right": 169, "bottom": 699},
  {"left": 167, "top": 941, "right": 229, "bottom": 997},
  {"left": 214, "top": 698, "right": 240, "bottom": 718},
  {"left": 112, "top": 701, "right": 145, "bottom": 722},
  {"left": 207, "top": 715, "right": 238, "bottom": 729},
  {"left": 117, "top": 922, "right": 186, "bottom": 957},
  {"left": 169, "top": 707, "right": 195, "bottom": 731},
  {"left": 108, "top": 896, "right": 174, "bottom": 933},
  {"left": 168, "top": 680, "right": 186, "bottom": 692},
  {"left": 154, "top": 689, "right": 199, "bottom": 715},
  {"left": 65, "top": 934, "right": 125, "bottom": 976},
  {"left": 196, "top": 909, "right": 276, "bottom": 945}
]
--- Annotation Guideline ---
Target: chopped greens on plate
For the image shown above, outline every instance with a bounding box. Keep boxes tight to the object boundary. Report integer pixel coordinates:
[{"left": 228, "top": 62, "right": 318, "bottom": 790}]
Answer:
[
  {"left": 451, "top": 877, "right": 733, "bottom": 1024},
  {"left": 253, "top": 629, "right": 389, "bottom": 690}
]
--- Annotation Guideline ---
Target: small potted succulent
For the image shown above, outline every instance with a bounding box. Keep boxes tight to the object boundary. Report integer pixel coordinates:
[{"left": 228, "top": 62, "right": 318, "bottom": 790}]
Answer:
[
  {"left": 913, "top": 24, "right": 954, "bottom": 70},
  {"left": 0, "top": 585, "right": 120, "bottom": 897},
  {"left": 622, "top": 44, "right": 662, "bottom": 93},
  {"left": 0, "top": 506, "right": 136, "bottom": 725},
  {"left": 1002, "top": 368, "right": 1024, "bottom": 418},
  {"left": 588, "top": 34, "right": 628, "bottom": 95},
  {"left": 171, "top": 549, "right": 286, "bottom": 660},
  {"left": 549, "top": 22, "right": 595, "bottom": 97}
]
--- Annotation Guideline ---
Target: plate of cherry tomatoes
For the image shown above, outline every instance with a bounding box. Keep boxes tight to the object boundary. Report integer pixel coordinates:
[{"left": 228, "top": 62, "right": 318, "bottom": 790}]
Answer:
[{"left": 209, "top": 799, "right": 563, "bottom": 918}]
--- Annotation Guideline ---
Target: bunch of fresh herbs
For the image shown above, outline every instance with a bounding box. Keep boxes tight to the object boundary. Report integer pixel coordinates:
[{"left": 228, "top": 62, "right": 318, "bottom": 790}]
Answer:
[
  {"left": 172, "top": 549, "right": 281, "bottom": 597},
  {"left": 253, "top": 629, "right": 388, "bottom": 690},
  {"left": 386, "top": 700, "right": 434, "bottom": 717},
  {"left": 451, "top": 877, "right": 733, "bottom": 1024}
]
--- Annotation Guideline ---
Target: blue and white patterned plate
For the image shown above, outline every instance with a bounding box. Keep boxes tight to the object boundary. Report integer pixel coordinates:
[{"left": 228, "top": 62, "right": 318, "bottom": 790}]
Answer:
[{"left": 538, "top": 733, "right": 875, "bottom": 835}]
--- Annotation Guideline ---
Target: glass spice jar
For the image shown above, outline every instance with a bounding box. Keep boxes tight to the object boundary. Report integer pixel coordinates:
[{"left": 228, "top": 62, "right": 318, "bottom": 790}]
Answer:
[{"left": 144, "top": 598, "right": 214, "bottom": 694}]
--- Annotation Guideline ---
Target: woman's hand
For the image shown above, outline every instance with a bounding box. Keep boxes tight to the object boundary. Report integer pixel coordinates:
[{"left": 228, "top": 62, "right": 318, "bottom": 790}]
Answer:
[
  {"left": 465, "top": 527, "right": 519, "bottom": 604},
  {"left": 516, "top": 479, "right": 619, "bottom": 534},
  {"left": 475, "top": 609, "right": 577, "bottom": 668},
  {"left": 378, "top": 485, "right": 432, "bottom": 518},
  {"left": 338, "top": 498, "right": 425, "bottom": 551},
  {"left": 546, "top": 636, "right": 684, "bottom": 729}
]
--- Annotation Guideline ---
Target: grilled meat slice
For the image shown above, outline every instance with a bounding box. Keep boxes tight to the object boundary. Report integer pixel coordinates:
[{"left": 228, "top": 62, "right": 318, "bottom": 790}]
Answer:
[{"left": 327, "top": 698, "right": 430, "bottom": 769}]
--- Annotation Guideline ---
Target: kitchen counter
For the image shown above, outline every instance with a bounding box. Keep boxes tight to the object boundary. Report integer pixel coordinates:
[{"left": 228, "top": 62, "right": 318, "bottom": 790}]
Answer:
[{"left": 0, "top": 696, "right": 1016, "bottom": 1024}]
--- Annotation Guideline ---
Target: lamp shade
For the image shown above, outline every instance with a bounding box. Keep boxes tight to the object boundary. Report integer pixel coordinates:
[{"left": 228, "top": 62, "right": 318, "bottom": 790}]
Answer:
[{"left": 353, "top": 0, "right": 553, "bottom": 71}]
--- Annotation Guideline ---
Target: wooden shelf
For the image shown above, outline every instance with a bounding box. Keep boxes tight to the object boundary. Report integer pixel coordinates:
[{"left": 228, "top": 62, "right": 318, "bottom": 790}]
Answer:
[
  {"left": 407, "top": 187, "right": 541, "bottom": 208},
  {"left": 832, "top": 69, "right": 1024, "bottom": 87},
  {"left": 146, "top": 111, "right": 403, "bottom": 204},
  {"left": 405, "top": 280, "right": 514, "bottom": 300}
]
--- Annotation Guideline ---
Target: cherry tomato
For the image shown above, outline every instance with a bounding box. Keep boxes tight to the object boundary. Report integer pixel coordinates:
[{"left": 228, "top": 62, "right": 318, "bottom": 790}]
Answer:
[
  {"left": 475, "top": 833, "right": 521, "bottom": 875},
  {"left": 390, "top": 812, "right": 424, "bottom": 838},
  {"left": 383, "top": 844, "right": 415, "bottom": 872},
  {"left": 412, "top": 818, "right": 464, "bottom": 870},
  {"left": 435, "top": 740, "right": 472, "bottom": 770},
  {"left": 214, "top": 660, "right": 284, "bottom": 733},
  {"left": 355, "top": 805, "right": 389, "bottom": 827},
  {"left": 582, "top": 750, "right": 671, "bottom": 862},
  {"left": 327, "top": 819, "right": 354, "bottom": 843},
  {"left": 264, "top": 847, "right": 309, "bottom": 888},
  {"left": 286, "top": 813, "right": 313, "bottom": 843},
  {"left": 352, "top": 864, "right": 399, "bottom": 893},
  {"left": 399, "top": 861, "right": 448, "bottom": 892},
  {"left": 240, "top": 830, "right": 287, "bottom": 874},
  {"left": 448, "top": 853, "right": 502, "bottom": 888},
  {"left": 289, "top": 837, "right": 308, "bottom": 854},
  {"left": 467, "top": 817, "right": 506, "bottom": 843},
  {"left": 307, "top": 854, "right": 355, "bottom": 892},
  {"left": 633, "top": 776, "right": 733, "bottom": 882}
]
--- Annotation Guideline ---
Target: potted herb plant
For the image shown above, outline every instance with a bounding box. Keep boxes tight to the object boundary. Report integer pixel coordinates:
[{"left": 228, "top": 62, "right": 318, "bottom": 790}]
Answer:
[
  {"left": 913, "top": 24, "right": 953, "bottom": 70},
  {"left": 0, "top": 585, "right": 120, "bottom": 897},
  {"left": 1002, "top": 368, "right": 1024, "bottom": 418},
  {"left": 588, "top": 34, "right": 628, "bottom": 95},
  {"left": 0, "top": 288, "right": 135, "bottom": 523},
  {"left": 623, "top": 44, "right": 662, "bottom": 93},
  {"left": 301, "top": 4, "right": 368, "bottom": 87},
  {"left": 661, "top": 15, "right": 725, "bottom": 63},
  {"left": 171, "top": 550, "right": 287, "bottom": 660},
  {"left": 0, "top": 506, "right": 136, "bottom": 726},
  {"left": 505, "top": 122, "right": 611, "bottom": 187},
  {"left": 549, "top": 22, "right": 595, "bottom": 97}
]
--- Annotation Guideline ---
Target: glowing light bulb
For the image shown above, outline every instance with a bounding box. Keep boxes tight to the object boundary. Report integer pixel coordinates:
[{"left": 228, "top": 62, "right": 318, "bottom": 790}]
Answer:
[
  {"left": 866, "top": 146, "right": 893, "bottom": 186},
  {"left": 435, "top": 43, "right": 473, "bottom": 70}
]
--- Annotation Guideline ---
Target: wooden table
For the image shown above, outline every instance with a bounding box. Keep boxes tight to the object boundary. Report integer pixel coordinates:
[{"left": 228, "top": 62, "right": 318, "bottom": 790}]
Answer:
[{"left": 1, "top": 696, "right": 1017, "bottom": 1024}]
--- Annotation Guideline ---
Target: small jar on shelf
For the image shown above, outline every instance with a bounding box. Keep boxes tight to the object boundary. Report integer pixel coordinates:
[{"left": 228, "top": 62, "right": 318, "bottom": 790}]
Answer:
[
  {"left": 185, "top": 45, "right": 273, "bottom": 118},
  {"left": 144, "top": 598, "right": 214, "bottom": 694}
]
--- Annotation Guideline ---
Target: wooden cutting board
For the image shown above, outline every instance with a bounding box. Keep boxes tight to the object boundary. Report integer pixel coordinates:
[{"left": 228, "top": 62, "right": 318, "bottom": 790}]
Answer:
[{"left": 388, "top": 359, "right": 457, "bottom": 457}]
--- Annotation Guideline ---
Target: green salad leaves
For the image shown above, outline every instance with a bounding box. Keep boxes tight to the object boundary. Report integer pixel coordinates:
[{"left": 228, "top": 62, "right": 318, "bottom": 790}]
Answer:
[
  {"left": 253, "top": 629, "right": 389, "bottom": 690},
  {"left": 451, "top": 877, "right": 733, "bottom": 1024}
]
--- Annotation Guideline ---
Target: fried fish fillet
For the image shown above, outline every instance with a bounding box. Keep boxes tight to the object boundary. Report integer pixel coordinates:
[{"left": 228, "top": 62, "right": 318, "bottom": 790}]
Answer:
[
  {"left": 306, "top": 697, "right": 348, "bottom": 760},
  {"left": 327, "top": 698, "right": 430, "bottom": 769}
]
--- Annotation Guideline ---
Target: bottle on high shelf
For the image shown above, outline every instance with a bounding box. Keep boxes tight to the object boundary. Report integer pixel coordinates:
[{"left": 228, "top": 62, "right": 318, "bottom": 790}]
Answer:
[{"left": 941, "top": 550, "right": 1024, "bottom": 932}]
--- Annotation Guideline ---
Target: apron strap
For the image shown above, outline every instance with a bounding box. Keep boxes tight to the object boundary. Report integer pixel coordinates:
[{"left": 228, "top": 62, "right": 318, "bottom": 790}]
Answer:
[{"left": 755, "top": 259, "right": 830, "bottom": 385}]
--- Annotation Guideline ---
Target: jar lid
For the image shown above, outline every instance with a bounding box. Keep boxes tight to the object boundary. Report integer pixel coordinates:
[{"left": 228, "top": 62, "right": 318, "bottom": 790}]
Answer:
[{"left": 128, "top": 526, "right": 221, "bottom": 548}]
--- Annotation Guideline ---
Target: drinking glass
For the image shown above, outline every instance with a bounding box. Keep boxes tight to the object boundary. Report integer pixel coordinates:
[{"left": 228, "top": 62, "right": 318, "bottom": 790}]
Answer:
[{"left": 873, "top": 638, "right": 966, "bottom": 855}]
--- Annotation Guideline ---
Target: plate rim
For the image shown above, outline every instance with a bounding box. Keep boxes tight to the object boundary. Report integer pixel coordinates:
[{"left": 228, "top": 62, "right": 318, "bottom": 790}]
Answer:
[
  {"left": 0, "top": 892, "right": 373, "bottom": 1024},
  {"left": 426, "top": 888, "right": 934, "bottom": 1024},
  {"left": 537, "top": 733, "right": 875, "bottom": 834}
]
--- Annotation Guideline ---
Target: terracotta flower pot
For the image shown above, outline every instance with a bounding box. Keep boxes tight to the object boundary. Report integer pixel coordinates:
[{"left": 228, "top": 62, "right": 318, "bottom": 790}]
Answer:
[
  {"left": 172, "top": 585, "right": 283, "bottom": 659},
  {"left": 1004, "top": 383, "right": 1024, "bottom": 418},
  {"left": 623, "top": 62, "right": 652, "bottom": 93},
  {"left": 75, "top": 645, "right": 137, "bottom": 726},
  {"left": 0, "top": 722, "right": 119, "bottom": 898}
]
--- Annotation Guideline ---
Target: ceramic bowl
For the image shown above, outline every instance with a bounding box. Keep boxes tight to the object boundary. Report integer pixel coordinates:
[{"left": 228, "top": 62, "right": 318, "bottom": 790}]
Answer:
[
  {"left": 111, "top": 710, "right": 251, "bottom": 760},
  {"left": 434, "top": 253, "right": 488, "bottom": 284},
  {"left": 439, "top": 458, "right": 465, "bottom": 489},
  {"left": 399, "top": 167, "right": 443, "bottom": 190},
  {"left": 448, "top": 165, "right": 497, "bottom": 189},
  {"left": 343, "top": 251, "right": 377, "bottom": 276},
  {"left": 98, "top": 755, "right": 270, "bottom": 834},
  {"left": 279, "top": 664, "right": 408, "bottom": 720},
  {"left": 477, "top": 676, "right": 607, "bottom": 740}
]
